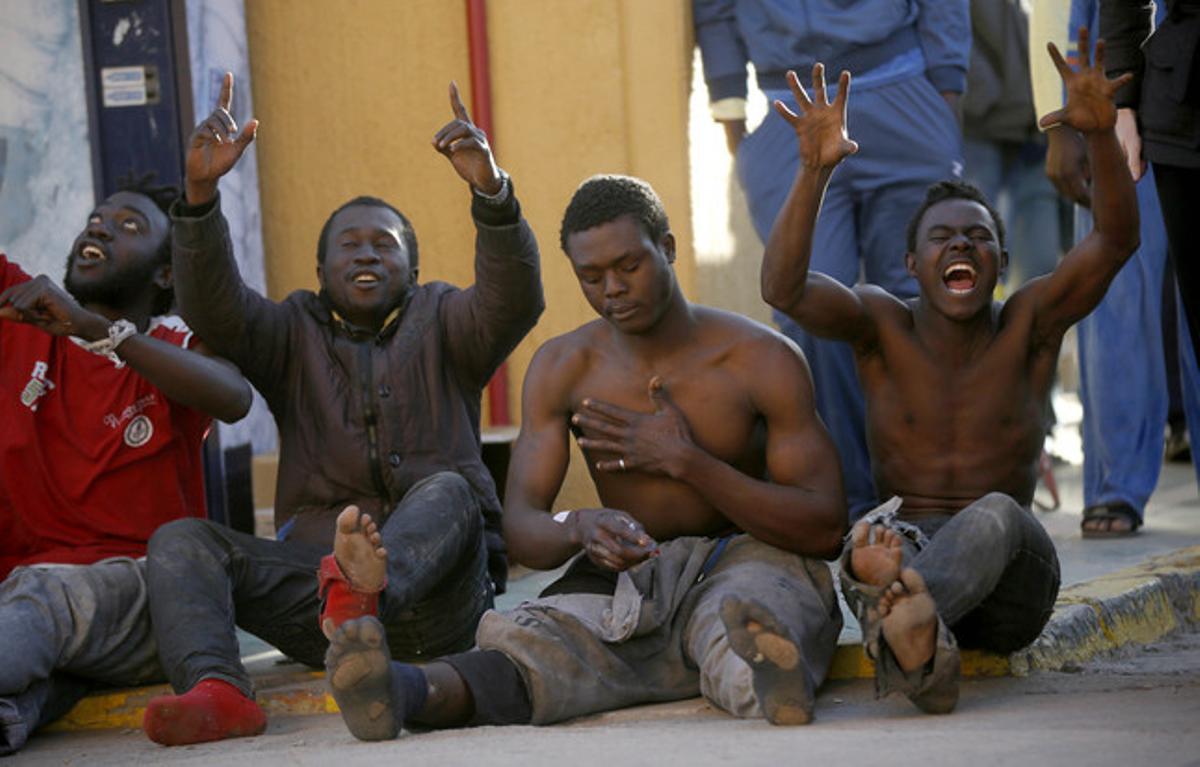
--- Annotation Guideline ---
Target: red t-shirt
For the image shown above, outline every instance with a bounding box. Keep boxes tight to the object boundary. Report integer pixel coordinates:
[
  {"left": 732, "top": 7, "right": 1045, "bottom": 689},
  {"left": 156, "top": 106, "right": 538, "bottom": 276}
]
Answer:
[{"left": 0, "top": 254, "right": 211, "bottom": 578}]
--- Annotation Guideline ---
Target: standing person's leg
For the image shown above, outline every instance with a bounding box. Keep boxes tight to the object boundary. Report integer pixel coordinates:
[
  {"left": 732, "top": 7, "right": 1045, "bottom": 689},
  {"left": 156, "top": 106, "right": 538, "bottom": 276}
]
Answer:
[
  {"left": 1175, "top": 289, "right": 1200, "bottom": 489},
  {"left": 144, "top": 518, "right": 328, "bottom": 745},
  {"left": 1005, "top": 140, "right": 1062, "bottom": 285},
  {"left": 1077, "top": 176, "right": 1170, "bottom": 535},
  {"left": 683, "top": 539, "right": 842, "bottom": 725},
  {"left": 374, "top": 472, "right": 493, "bottom": 659},
  {"left": 1152, "top": 163, "right": 1200, "bottom": 365},
  {"left": 856, "top": 74, "right": 961, "bottom": 301},
  {"left": 738, "top": 102, "right": 878, "bottom": 518},
  {"left": 0, "top": 559, "right": 161, "bottom": 754}
]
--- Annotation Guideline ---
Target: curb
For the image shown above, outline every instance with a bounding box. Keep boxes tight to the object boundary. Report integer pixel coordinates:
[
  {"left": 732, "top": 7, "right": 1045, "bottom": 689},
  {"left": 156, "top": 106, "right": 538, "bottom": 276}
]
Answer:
[
  {"left": 47, "top": 545, "right": 1200, "bottom": 732},
  {"left": 1010, "top": 545, "right": 1200, "bottom": 675}
]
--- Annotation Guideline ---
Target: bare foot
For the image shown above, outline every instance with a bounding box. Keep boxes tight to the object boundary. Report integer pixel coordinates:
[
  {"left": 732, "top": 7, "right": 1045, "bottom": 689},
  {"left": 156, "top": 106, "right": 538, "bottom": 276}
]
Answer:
[
  {"left": 848, "top": 521, "right": 903, "bottom": 588},
  {"left": 879, "top": 568, "right": 938, "bottom": 673},
  {"left": 334, "top": 505, "right": 387, "bottom": 591},
  {"left": 325, "top": 616, "right": 400, "bottom": 741}
]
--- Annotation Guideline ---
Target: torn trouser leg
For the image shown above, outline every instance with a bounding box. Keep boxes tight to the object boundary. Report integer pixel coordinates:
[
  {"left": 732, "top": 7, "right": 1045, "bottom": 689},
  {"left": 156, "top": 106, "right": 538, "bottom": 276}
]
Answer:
[{"left": 838, "top": 497, "right": 960, "bottom": 713}]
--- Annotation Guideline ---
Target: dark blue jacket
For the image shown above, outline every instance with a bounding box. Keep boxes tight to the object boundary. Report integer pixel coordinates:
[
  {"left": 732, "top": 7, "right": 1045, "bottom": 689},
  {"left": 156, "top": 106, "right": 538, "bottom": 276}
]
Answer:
[{"left": 694, "top": 0, "right": 970, "bottom": 100}]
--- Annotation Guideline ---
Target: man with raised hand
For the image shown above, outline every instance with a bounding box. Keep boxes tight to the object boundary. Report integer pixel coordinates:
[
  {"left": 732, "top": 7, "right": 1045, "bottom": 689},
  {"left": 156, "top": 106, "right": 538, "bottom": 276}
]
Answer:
[
  {"left": 324, "top": 174, "right": 846, "bottom": 741},
  {"left": 141, "top": 74, "right": 543, "bottom": 746},
  {"left": 760, "top": 29, "right": 1137, "bottom": 713},
  {"left": 0, "top": 178, "right": 251, "bottom": 754}
]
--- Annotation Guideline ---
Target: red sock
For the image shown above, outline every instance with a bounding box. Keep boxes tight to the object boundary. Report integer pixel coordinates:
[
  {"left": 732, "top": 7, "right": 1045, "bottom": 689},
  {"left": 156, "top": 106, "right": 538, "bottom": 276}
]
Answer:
[
  {"left": 318, "top": 554, "right": 381, "bottom": 637},
  {"left": 143, "top": 678, "right": 267, "bottom": 746}
]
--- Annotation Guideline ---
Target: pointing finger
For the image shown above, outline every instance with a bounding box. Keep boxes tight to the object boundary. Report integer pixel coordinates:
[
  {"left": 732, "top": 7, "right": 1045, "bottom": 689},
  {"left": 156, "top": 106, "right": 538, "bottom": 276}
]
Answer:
[
  {"left": 219, "top": 72, "right": 234, "bottom": 112},
  {"left": 449, "top": 81, "right": 471, "bottom": 123}
]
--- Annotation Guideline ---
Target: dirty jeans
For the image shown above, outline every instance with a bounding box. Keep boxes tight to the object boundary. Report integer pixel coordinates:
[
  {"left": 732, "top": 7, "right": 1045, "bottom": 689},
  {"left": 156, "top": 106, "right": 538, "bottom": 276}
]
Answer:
[
  {"left": 840, "top": 494, "right": 1061, "bottom": 709},
  {"left": 0, "top": 558, "right": 162, "bottom": 754},
  {"left": 467, "top": 535, "right": 842, "bottom": 724},
  {"left": 147, "top": 471, "right": 493, "bottom": 697}
]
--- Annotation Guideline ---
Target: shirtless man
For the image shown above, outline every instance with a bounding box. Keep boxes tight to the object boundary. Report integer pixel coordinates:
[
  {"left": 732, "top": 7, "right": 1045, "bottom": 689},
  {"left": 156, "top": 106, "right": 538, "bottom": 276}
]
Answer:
[
  {"left": 760, "top": 28, "right": 1137, "bottom": 713},
  {"left": 323, "top": 174, "right": 846, "bottom": 739}
]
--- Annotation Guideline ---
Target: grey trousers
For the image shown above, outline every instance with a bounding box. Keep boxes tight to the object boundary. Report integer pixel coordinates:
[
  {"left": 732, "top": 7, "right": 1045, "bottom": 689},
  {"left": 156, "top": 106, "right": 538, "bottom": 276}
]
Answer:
[
  {"left": 0, "top": 558, "right": 162, "bottom": 754},
  {"left": 840, "top": 494, "right": 1061, "bottom": 708},
  {"left": 147, "top": 471, "right": 493, "bottom": 697},
  {"left": 476, "top": 535, "right": 842, "bottom": 724}
]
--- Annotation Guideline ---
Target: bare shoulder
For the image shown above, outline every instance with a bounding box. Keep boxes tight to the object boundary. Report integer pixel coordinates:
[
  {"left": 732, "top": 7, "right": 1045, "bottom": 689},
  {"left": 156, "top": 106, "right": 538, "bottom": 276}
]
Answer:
[
  {"left": 524, "top": 320, "right": 607, "bottom": 399},
  {"left": 855, "top": 284, "right": 913, "bottom": 326},
  {"left": 693, "top": 306, "right": 812, "bottom": 379}
]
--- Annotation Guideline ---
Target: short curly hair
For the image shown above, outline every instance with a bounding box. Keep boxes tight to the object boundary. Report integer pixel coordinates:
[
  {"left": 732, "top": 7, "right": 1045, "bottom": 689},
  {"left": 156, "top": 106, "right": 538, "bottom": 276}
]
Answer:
[
  {"left": 317, "top": 196, "right": 419, "bottom": 269},
  {"left": 559, "top": 175, "right": 670, "bottom": 252},
  {"left": 905, "top": 180, "right": 1006, "bottom": 253}
]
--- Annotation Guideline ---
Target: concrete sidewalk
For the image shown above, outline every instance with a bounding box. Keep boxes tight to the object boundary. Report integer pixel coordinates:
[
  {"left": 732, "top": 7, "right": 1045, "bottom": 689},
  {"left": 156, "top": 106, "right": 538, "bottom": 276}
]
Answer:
[{"left": 47, "top": 462, "right": 1199, "bottom": 733}]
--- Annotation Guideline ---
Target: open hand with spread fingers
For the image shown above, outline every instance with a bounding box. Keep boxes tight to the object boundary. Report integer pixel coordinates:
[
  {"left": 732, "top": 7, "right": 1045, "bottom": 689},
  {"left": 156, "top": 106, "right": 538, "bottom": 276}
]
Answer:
[
  {"left": 1040, "top": 26, "right": 1133, "bottom": 135},
  {"left": 185, "top": 72, "right": 258, "bottom": 206},
  {"left": 574, "top": 377, "right": 696, "bottom": 479},
  {"left": 432, "top": 82, "right": 504, "bottom": 196},
  {"left": 775, "top": 64, "right": 859, "bottom": 172}
]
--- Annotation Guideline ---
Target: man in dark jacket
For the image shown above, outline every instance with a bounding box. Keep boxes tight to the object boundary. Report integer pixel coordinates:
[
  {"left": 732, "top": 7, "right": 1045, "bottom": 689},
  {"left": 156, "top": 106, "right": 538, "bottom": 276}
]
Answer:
[
  {"left": 140, "top": 74, "right": 544, "bottom": 747},
  {"left": 1100, "top": 0, "right": 1200, "bottom": 362}
]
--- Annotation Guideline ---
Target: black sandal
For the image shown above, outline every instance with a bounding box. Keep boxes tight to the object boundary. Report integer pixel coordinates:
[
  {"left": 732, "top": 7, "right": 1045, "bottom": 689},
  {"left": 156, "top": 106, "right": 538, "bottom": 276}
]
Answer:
[{"left": 1081, "top": 503, "right": 1142, "bottom": 539}]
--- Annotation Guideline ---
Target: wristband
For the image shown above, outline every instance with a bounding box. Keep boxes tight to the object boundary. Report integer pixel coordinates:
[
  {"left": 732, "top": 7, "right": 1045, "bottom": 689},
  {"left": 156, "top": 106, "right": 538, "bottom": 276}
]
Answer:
[
  {"left": 552, "top": 509, "right": 573, "bottom": 524},
  {"left": 79, "top": 318, "right": 138, "bottom": 368},
  {"left": 473, "top": 170, "right": 511, "bottom": 206}
]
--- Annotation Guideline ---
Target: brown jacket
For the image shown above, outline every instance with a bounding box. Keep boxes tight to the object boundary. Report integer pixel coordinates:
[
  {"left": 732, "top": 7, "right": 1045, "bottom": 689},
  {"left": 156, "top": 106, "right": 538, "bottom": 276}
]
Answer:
[{"left": 170, "top": 190, "right": 543, "bottom": 589}]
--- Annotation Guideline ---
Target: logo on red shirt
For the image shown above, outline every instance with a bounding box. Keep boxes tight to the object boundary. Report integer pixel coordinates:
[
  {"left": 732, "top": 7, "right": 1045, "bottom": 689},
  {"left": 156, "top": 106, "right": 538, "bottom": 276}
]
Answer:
[{"left": 19, "top": 361, "right": 54, "bottom": 411}]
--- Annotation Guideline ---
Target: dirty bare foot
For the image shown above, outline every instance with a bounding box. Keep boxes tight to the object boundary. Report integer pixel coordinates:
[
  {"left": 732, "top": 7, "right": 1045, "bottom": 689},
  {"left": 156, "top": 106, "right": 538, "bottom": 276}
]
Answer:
[
  {"left": 879, "top": 568, "right": 937, "bottom": 673},
  {"left": 326, "top": 616, "right": 401, "bottom": 741},
  {"left": 720, "top": 596, "right": 812, "bottom": 725},
  {"left": 848, "top": 521, "right": 903, "bottom": 588},
  {"left": 334, "top": 505, "right": 387, "bottom": 591}
]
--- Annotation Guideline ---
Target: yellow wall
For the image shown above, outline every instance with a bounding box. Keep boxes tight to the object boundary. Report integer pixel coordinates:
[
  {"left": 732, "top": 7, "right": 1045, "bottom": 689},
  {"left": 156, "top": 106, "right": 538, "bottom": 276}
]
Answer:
[{"left": 245, "top": 0, "right": 695, "bottom": 510}]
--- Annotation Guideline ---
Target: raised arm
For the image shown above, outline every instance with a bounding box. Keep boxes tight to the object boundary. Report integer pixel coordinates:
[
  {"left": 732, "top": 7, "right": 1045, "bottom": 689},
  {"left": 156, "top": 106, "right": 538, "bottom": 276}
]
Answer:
[
  {"left": 0, "top": 275, "right": 251, "bottom": 422},
  {"left": 575, "top": 339, "right": 846, "bottom": 559},
  {"left": 435, "top": 83, "right": 544, "bottom": 388},
  {"left": 503, "top": 343, "right": 656, "bottom": 572},
  {"left": 760, "top": 66, "right": 889, "bottom": 351},
  {"left": 1022, "top": 27, "right": 1139, "bottom": 342},
  {"left": 172, "top": 73, "right": 290, "bottom": 390}
]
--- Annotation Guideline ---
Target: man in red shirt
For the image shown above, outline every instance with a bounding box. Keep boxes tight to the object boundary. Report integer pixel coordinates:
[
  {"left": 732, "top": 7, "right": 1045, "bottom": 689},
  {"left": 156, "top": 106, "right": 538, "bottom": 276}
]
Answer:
[{"left": 0, "top": 179, "right": 251, "bottom": 754}]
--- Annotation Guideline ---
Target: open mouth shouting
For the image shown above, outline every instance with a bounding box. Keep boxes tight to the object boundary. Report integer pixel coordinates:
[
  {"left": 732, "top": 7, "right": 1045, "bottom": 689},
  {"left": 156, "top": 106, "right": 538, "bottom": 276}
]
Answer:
[{"left": 942, "top": 261, "right": 978, "bottom": 295}]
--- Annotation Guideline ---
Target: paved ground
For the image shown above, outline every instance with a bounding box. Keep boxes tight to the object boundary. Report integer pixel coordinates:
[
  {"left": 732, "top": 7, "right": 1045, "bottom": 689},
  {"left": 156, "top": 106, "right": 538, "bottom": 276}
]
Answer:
[
  {"left": 17, "top": 461, "right": 1200, "bottom": 765},
  {"left": 20, "top": 631, "right": 1200, "bottom": 766}
]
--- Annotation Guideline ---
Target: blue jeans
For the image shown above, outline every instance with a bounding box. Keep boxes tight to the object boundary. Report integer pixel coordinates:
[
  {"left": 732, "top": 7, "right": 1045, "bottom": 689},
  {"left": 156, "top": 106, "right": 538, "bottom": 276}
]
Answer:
[
  {"left": 0, "top": 558, "right": 162, "bottom": 754},
  {"left": 147, "top": 471, "right": 493, "bottom": 697},
  {"left": 738, "top": 73, "right": 963, "bottom": 519},
  {"left": 962, "top": 137, "right": 1061, "bottom": 288},
  {"left": 1076, "top": 169, "right": 1200, "bottom": 517}
]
